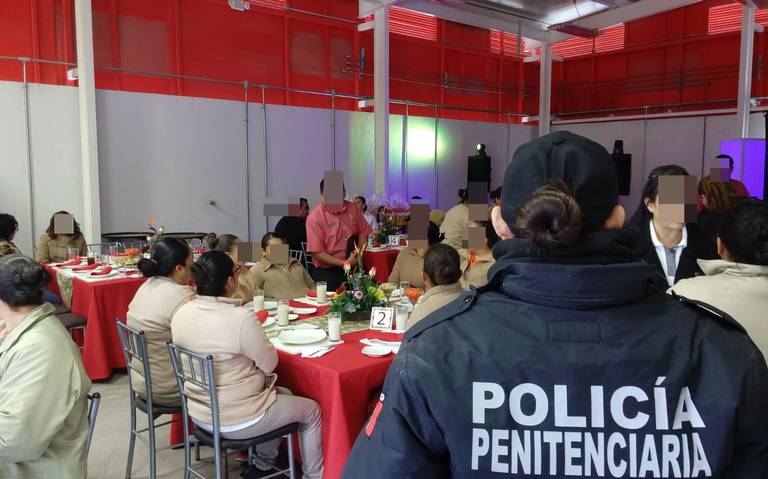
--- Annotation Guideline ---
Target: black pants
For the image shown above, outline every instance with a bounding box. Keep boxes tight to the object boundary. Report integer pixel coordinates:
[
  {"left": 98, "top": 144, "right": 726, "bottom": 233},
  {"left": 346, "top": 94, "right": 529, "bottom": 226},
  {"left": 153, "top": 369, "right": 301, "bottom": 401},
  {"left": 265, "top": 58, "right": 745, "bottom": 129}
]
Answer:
[{"left": 312, "top": 266, "right": 346, "bottom": 291}]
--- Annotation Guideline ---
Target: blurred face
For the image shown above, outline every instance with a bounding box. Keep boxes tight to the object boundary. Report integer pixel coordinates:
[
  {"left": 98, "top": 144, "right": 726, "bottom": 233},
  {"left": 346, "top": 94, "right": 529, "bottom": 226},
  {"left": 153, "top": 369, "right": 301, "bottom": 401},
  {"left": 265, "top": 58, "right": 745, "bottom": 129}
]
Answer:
[
  {"left": 173, "top": 249, "right": 194, "bottom": 284},
  {"left": 645, "top": 197, "right": 685, "bottom": 231},
  {"left": 354, "top": 198, "right": 365, "bottom": 212},
  {"left": 263, "top": 237, "right": 285, "bottom": 259}
]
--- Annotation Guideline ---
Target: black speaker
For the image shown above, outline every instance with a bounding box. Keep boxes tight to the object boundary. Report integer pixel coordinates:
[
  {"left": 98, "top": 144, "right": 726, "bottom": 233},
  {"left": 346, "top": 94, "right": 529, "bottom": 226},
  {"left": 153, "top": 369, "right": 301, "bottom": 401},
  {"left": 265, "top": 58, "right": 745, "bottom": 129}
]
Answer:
[
  {"left": 468, "top": 144, "right": 492, "bottom": 192},
  {"left": 611, "top": 140, "right": 631, "bottom": 196}
]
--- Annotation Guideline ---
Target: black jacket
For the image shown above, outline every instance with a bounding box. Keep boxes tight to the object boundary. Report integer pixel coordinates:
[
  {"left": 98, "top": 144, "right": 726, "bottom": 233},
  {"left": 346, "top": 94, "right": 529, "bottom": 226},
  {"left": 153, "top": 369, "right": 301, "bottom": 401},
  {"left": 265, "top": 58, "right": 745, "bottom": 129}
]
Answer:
[
  {"left": 342, "top": 229, "right": 768, "bottom": 478},
  {"left": 274, "top": 216, "right": 307, "bottom": 253},
  {"left": 631, "top": 220, "right": 717, "bottom": 286}
]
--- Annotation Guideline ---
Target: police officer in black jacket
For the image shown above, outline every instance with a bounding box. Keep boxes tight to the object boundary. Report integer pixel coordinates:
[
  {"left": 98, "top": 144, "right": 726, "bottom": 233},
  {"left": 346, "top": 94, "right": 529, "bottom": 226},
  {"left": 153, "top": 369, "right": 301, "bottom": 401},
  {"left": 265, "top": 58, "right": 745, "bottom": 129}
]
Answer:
[{"left": 342, "top": 131, "right": 768, "bottom": 478}]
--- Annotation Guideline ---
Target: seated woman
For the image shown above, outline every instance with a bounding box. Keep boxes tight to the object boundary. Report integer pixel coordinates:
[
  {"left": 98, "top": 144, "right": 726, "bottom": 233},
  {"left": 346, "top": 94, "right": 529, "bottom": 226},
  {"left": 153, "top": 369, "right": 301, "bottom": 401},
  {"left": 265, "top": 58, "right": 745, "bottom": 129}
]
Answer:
[
  {"left": 406, "top": 244, "right": 464, "bottom": 330},
  {"left": 388, "top": 222, "right": 443, "bottom": 289},
  {"left": 127, "top": 238, "right": 194, "bottom": 407},
  {"left": 171, "top": 251, "right": 323, "bottom": 478},
  {"left": 458, "top": 220, "right": 498, "bottom": 289},
  {"left": 207, "top": 233, "right": 254, "bottom": 301},
  {"left": 0, "top": 214, "right": 21, "bottom": 256},
  {"left": 670, "top": 199, "right": 768, "bottom": 361},
  {"left": 242, "top": 232, "right": 315, "bottom": 301},
  {"left": 34, "top": 211, "right": 87, "bottom": 263},
  {"left": 0, "top": 254, "right": 91, "bottom": 478}
]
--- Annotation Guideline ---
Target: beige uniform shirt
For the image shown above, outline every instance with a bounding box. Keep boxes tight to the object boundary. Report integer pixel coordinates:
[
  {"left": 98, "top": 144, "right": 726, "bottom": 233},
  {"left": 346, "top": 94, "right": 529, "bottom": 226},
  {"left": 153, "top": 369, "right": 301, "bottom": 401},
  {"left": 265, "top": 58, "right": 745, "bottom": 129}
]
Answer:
[
  {"left": 440, "top": 204, "right": 469, "bottom": 251},
  {"left": 241, "top": 258, "right": 315, "bottom": 301},
  {"left": 0, "top": 241, "right": 22, "bottom": 257},
  {"left": 388, "top": 248, "right": 426, "bottom": 289},
  {"left": 406, "top": 282, "right": 465, "bottom": 330},
  {"left": 0, "top": 303, "right": 91, "bottom": 479},
  {"left": 459, "top": 249, "right": 495, "bottom": 289},
  {"left": 171, "top": 296, "right": 278, "bottom": 427},
  {"left": 34, "top": 234, "right": 87, "bottom": 263},
  {"left": 669, "top": 259, "right": 768, "bottom": 363},
  {"left": 127, "top": 276, "right": 194, "bottom": 406}
]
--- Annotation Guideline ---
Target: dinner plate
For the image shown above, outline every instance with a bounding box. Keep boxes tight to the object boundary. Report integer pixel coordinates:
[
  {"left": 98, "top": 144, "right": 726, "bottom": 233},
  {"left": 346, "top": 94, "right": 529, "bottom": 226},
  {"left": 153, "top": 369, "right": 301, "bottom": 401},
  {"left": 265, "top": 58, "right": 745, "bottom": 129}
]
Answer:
[
  {"left": 361, "top": 345, "right": 390, "bottom": 357},
  {"left": 279, "top": 329, "right": 327, "bottom": 345},
  {"left": 268, "top": 313, "right": 299, "bottom": 322},
  {"left": 261, "top": 317, "right": 276, "bottom": 328},
  {"left": 290, "top": 307, "right": 317, "bottom": 315}
]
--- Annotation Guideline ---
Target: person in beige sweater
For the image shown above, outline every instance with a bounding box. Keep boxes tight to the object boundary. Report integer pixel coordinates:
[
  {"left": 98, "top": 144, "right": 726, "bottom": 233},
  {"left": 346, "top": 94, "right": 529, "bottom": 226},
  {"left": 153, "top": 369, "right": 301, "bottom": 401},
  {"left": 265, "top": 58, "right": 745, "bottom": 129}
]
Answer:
[
  {"left": 242, "top": 232, "right": 315, "bottom": 301},
  {"left": 0, "top": 255, "right": 91, "bottom": 479},
  {"left": 127, "top": 238, "right": 195, "bottom": 406},
  {"left": 440, "top": 191, "right": 470, "bottom": 251},
  {"left": 669, "top": 199, "right": 768, "bottom": 362},
  {"left": 388, "top": 222, "right": 444, "bottom": 290},
  {"left": 0, "top": 214, "right": 22, "bottom": 258},
  {"left": 206, "top": 233, "right": 256, "bottom": 302},
  {"left": 34, "top": 211, "right": 88, "bottom": 263},
  {"left": 172, "top": 250, "right": 323, "bottom": 478},
  {"left": 458, "top": 220, "right": 498, "bottom": 289},
  {"left": 406, "top": 244, "right": 465, "bottom": 330}
]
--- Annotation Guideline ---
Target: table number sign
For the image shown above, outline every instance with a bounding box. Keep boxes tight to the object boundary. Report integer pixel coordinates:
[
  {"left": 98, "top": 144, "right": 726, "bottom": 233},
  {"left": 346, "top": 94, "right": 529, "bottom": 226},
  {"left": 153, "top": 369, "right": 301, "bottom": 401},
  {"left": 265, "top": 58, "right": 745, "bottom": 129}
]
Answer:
[{"left": 369, "top": 307, "right": 394, "bottom": 331}]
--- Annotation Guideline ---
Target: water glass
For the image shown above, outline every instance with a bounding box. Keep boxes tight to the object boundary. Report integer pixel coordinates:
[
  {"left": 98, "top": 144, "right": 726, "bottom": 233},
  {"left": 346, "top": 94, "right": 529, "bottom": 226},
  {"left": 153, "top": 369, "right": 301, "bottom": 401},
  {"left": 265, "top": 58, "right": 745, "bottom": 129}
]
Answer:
[
  {"left": 67, "top": 247, "right": 78, "bottom": 260},
  {"left": 253, "top": 289, "right": 265, "bottom": 312},
  {"left": 395, "top": 306, "right": 409, "bottom": 331},
  {"left": 327, "top": 312, "right": 342, "bottom": 342},
  {"left": 316, "top": 281, "right": 328, "bottom": 304},
  {"left": 398, "top": 281, "right": 410, "bottom": 299},
  {"left": 277, "top": 300, "right": 290, "bottom": 327}
]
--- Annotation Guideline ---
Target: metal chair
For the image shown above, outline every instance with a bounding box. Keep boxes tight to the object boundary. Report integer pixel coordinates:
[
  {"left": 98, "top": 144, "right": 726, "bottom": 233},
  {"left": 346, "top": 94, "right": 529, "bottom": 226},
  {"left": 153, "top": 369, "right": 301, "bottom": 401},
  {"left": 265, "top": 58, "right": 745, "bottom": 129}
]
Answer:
[
  {"left": 167, "top": 342, "right": 298, "bottom": 479},
  {"left": 86, "top": 392, "right": 101, "bottom": 456},
  {"left": 288, "top": 249, "right": 303, "bottom": 263},
  {"left": 116, "top": 321, "right": 184, "bottom": 479},
  {"left": 300, "top": 242, "right": 313, "bottom": 275},
  {"left": 55, "top": 309, "right": 86, "bottom": 351}
]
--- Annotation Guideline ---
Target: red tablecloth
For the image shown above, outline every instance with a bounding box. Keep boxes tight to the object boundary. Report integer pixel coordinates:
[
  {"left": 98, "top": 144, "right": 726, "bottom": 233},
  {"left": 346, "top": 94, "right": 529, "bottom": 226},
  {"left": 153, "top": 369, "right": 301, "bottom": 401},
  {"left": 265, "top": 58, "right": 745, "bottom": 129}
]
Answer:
[
  {"left": 169, "top": 314, "right": 400, "bottom": 479},
  {"left": 45, "top": 265, "right": 147, "bottom": 380},
  {"left": 362, "top": 249, "right": 401, "bottom": 283}
]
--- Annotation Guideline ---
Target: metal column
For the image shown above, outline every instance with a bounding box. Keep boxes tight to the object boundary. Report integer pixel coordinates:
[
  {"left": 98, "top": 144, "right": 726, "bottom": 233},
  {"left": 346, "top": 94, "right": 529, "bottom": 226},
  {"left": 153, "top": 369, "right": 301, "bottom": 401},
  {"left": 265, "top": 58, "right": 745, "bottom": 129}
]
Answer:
[
  {"left": 539, "top": 43, "right": 553, "bottom": 136},
  {"left": 736, "top": 5, "right": 756, "bottom": 138},
  {"left": 374, "top": 7, "right": 390, "bottom": 194}
]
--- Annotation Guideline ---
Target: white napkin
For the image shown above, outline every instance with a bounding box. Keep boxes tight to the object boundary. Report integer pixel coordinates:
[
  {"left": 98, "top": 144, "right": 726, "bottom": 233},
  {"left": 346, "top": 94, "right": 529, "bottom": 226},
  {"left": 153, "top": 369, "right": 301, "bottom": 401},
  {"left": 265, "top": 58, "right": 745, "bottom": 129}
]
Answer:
[{"left": 360, "top": 339, "right": 401, "bottom": 354}]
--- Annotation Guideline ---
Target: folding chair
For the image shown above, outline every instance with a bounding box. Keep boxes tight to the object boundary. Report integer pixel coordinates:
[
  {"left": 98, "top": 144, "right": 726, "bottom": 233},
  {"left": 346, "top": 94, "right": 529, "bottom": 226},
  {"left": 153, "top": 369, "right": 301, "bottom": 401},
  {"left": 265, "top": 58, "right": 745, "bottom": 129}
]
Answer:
[
  {"left": 116, "top": 321, "right": 184, "bottom": 479},
  {"left": 300, "top": 242, "right": 313, "bottom": 276},
  {"left": 86, "top": 392, "right": 101, "bottom": 456},
  {"left": 167, "top": 342, "right": 297, "bottom": 479},
  {"left": 288, "top": 249, "right": 303, "bottom": 263}
]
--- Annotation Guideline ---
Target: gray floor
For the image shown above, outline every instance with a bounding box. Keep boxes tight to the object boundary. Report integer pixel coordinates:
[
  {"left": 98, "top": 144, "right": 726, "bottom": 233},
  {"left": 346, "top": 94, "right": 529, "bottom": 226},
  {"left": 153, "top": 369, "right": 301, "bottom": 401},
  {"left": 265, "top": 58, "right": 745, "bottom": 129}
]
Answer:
[{"left": 88, "top": 372, "right": 243, "bottom": 479}]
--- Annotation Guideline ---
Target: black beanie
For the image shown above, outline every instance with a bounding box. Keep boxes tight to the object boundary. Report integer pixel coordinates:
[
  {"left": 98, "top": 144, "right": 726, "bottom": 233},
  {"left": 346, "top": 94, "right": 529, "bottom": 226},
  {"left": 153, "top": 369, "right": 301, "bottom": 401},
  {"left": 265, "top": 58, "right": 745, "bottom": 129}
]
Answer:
[{"left": 501, "top": 131, "right": 618, "bottom": 234}]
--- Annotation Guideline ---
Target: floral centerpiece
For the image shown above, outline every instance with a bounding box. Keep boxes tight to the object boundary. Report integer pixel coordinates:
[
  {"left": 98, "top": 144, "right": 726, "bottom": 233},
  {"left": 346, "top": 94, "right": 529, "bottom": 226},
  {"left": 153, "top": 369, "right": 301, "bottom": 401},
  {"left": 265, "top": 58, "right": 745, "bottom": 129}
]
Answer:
[
  {"left": 373, "top": 217, "right": 399, "bottom": 245},
  {"left": 329, "top": 264, "right": 386, "bottom": 321},
  {"left": 147, "top": 223, "right": 165, "bottom": 254}
]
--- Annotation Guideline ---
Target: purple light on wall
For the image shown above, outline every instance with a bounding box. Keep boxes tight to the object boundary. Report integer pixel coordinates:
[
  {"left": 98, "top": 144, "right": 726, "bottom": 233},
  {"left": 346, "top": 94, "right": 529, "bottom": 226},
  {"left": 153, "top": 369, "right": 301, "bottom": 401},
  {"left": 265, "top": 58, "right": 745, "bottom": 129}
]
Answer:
[{"left": 720, "top": 138, "right": 765, "bottom": 200}]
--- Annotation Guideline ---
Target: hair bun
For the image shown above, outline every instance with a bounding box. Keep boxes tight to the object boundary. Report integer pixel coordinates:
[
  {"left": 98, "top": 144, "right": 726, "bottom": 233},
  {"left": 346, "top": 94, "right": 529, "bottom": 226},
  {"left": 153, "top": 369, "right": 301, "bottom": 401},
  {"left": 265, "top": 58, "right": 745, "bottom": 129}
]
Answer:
[{"left": 515, "top": 178, "right": 583, "bottom": 249}]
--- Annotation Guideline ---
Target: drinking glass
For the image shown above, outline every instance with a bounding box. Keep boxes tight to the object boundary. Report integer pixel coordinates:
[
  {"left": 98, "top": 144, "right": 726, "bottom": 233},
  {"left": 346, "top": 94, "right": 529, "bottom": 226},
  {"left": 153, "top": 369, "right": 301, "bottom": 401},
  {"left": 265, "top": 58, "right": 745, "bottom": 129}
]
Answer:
[
  {"left": 277, "top": 300, "right": 290, "bottom": 327},
  {"left": 398, "top": 281, "right": 410, "bottom": 301},
  {"left": 327, "top": 312, "right": 342, "bottom": 342},
  {"left": 67, "top": 247, "right": 78, "bottom": 260},
  {"left": 253, "top": 289, "right": 265, "bottom": 312},
  {"left": 395, "top": 306, "right": 409, "bottom": 331},
  {"left": 316, "top": 281, "right": 328, "bottom": 304}
]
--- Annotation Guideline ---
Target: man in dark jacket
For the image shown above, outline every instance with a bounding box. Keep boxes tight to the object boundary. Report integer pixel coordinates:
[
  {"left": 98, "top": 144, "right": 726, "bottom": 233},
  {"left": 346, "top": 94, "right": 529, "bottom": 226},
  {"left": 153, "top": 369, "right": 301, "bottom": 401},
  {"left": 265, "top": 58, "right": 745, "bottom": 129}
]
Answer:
[
  {"left": 342, "top": 131, "right": 768, "bottom": 478},
  {"left": 275, "top": 197, "right": 309, "bottom": 253}
]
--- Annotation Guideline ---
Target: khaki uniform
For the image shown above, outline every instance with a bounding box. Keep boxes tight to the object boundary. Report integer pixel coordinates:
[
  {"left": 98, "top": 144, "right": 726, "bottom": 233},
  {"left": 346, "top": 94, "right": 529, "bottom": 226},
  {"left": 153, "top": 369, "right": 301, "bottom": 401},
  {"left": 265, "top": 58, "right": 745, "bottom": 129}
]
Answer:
[
  {"left": 0, "top": 240, "right": 22, "bottom": 257},
  {"left": 0, "top": 303, "right": 91, "bottom": 479},
  {"left": 241, "top": 258, "right": 315, "bottom": 301},
  {"left": 406, "top": 282, "right": 464, "bottom": 330},
  {"left": 171, "top": 296, "right": 278, "bottom": 427},
  {"left": 127, "top": 276, "right": 195, "bottom": 406},
  {"left": 459, "top": 249, "right": 495, "bottom": 289},
  {"left": 439, "top": 204, "right": 469, "bottom": 250},
  {"left": 388, "top": 248, "right": 426, "bottom": 289},
  {"left": 670, "top": 259, "right": 768, "bottom": 363},
  {"left": 34, "top": 234, "right": 87, "bottom": 263}
]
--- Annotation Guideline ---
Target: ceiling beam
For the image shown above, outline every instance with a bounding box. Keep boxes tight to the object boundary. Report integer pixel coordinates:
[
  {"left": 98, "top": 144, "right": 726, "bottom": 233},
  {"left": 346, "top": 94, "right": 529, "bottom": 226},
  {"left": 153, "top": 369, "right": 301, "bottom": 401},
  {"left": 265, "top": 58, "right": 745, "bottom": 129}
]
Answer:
[{"left": 592, "top": 0, "right": 634, "bottom": 7}]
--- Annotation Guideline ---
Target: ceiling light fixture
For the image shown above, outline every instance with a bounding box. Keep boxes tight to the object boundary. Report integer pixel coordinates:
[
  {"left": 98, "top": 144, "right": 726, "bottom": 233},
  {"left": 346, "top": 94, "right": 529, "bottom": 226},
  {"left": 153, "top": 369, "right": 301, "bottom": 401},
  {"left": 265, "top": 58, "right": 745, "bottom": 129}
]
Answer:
[
  {"left": 228, "top": 0, "right": 250, "bottom": 12},
  {"left": 548, "top": 22, "right": 599, "bottom": 38}
]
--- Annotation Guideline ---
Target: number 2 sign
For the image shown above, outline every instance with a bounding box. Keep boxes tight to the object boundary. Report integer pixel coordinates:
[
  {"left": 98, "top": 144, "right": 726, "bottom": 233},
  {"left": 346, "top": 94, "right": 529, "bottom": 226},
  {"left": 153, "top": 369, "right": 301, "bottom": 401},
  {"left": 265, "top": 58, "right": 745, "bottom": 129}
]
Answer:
[{"left": 369, "top": 307, "right": 394, "bottom": 331}]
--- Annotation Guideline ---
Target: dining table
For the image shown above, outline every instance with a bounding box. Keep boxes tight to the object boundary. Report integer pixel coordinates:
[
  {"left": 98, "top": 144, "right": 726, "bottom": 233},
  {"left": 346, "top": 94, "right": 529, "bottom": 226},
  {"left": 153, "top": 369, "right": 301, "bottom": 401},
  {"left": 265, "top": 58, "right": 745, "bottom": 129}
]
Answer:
[
  {"left": 169, "top": 297, "right": 402, "bottom": 479},
  {"left": 44, "top": 260, "right": 148, "bottom": 380},
  {"left": 362, "top": 245, "right": 405, "bottom": 283}
]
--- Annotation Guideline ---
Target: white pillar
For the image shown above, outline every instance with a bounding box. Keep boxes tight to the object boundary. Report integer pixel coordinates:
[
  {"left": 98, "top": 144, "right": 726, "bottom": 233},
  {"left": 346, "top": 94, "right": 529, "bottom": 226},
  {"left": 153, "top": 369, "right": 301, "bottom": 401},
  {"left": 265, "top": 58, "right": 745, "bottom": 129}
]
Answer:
[
  {"left": 74, "top": 0, "right": 102, "bottom": 243},
  {"left": 374, "top": 7, "right": 390, "bottom": 195},
  {"left": 736, "top": 4, "right": 755, "bottom": 138},
  {"left": 539, "top": 43, "right": 553, "bottom": 136}
]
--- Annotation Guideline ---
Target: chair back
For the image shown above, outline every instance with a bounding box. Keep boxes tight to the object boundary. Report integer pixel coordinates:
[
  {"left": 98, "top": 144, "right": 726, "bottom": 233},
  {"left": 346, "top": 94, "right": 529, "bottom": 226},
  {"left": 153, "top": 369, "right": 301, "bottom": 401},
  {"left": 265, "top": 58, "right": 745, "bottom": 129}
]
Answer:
[
  {"left": 167, "top": 343, "right": 223, "bottom": 465},
  {"left": 289, "top": 249, "right": 303, "bottom": 262},
  {"left": 300, "top": 242, "right": 312, "bottom": 270},
  {"left": 115, "top": 320, "right": 155, "bottom": 408},
  {"left": 86, "top": 392, "right": 101, "bottom": 456}
]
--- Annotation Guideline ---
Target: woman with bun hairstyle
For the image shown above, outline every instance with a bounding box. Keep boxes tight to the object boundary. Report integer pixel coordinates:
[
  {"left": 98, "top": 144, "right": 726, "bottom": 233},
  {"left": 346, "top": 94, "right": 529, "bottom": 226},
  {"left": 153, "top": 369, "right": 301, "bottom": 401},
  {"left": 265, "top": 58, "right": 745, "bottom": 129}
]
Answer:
[
  {"left": 0, "top": 255, "right": 91, "bottom": 478},
  {"left": 172, "top": 251, "right": 323, "bottom": 478},
  {"left": 126, "top": 238, "right": 194, "bottom": 406},
  {"left": 670, "top": 199, "right": 768, "bottom": 361},
  {"left": 628, "top": 165, "right": 717, "bottom": 287},
  {"left": 439, "top": 188, "right": 470, "bottom": 250},
  {"left": 405, "top": 243, "right": 464, "bottom": 330},
  {"left": 206, "top": 233, "right": 258, "bottom": 301},
  {"left": 342, "top": 131, "right": 768, "bottom": 478}
]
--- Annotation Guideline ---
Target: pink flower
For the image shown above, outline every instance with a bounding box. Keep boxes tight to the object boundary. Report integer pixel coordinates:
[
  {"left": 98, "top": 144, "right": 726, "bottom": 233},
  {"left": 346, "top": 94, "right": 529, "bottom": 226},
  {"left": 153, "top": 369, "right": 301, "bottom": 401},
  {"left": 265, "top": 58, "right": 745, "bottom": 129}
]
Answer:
[
  {"left": 368, "top": 267, "right": 377, "bottom": 277},
  {"left": 353, "top": 290, "right": 364, "bottom": 301},
  {"left": 343, "top": 262, "right": 351, "bottom": 273}
]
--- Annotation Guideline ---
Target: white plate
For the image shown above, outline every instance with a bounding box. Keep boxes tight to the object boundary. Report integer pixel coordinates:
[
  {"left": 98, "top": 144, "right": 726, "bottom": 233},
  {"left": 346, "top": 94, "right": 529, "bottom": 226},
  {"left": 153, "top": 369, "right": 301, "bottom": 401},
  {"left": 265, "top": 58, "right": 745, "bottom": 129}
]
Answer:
[
  {"left": 285, "top": 323, "right": 319, "bottom": 330},
  {"left": 261, "top": 317, "right": 276, "bottom": 328},
  {"left": 90, "top": 270, "right": 120, "bottom": 279},
  {"left": 290, "top": 307, "right": 317, "bottom": 315},
  {"left": 268, "top": 313, "right": 299, "bottom": 322},
  {"left": 362, "top": 345, "right": 390, "bottom": 357},
  {"left": 279, "top": 329, "right": 327, "bottom": 345},
  {"left": 243, "top": 300, "right": 279, "bottom": 311}
]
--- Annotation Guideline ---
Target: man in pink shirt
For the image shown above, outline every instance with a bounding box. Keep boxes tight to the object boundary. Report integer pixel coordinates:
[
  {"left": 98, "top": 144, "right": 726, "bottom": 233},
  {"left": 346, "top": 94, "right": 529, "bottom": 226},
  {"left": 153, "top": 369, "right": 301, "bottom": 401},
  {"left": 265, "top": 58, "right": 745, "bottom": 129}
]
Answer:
[{"left": 306, "top": 179, "right": 373, "bottom": 290}]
